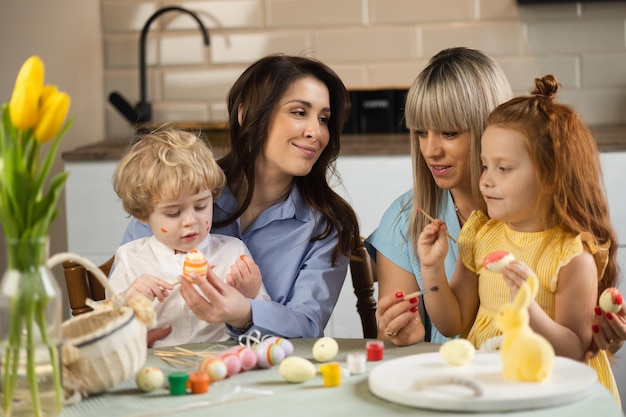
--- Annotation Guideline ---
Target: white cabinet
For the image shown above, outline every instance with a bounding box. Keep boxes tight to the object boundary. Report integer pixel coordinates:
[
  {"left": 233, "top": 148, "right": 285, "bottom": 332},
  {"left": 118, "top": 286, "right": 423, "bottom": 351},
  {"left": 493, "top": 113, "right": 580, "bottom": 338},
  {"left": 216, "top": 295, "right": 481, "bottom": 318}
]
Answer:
[
  {"left": 64, "top": 160, "right": 128, "bottom": 265},
  {"left": 327, "top": 155, "right": 413, "bottom": 338},
  {"left": 600, "top": 153, "right": 626, "bottom": 405}
]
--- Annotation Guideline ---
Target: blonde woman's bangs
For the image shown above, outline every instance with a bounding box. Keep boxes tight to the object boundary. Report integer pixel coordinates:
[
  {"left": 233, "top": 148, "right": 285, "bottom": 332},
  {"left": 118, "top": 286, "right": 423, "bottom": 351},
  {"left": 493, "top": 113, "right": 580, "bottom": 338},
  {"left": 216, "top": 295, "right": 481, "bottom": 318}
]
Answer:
[{"left": 406, "top": 78, "right": 474, "bottom": 132}]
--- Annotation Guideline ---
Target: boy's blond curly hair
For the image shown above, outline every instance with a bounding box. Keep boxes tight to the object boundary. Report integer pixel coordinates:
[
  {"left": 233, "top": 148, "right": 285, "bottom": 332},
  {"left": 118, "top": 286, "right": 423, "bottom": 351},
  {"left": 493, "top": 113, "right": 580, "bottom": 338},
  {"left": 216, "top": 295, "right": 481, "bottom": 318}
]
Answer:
[{"left": 113, "top": 127, "right": 226, "bottom": 220}]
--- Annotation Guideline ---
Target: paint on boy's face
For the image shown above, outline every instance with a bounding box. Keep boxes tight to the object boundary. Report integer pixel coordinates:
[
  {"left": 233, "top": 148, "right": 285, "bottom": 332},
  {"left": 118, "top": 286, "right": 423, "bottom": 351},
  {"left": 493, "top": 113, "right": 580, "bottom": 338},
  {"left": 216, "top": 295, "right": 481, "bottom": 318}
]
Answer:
[{"left": 148, "top": 189, "right": 214, "bottom": 253}]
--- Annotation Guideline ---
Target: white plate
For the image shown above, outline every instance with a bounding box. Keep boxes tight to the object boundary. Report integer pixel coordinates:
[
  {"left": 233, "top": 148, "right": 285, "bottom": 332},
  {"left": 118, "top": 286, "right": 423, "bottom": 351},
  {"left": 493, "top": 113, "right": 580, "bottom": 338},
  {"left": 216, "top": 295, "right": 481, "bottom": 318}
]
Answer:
[{"left": 368, "top": 352, "right": 598, "bottom": 412}]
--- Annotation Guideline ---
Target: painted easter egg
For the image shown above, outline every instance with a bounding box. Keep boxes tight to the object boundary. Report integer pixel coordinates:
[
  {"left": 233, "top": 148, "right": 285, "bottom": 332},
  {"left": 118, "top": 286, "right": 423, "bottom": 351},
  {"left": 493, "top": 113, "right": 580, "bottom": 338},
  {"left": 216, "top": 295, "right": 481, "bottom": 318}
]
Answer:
[
  {"left": 228, "top": 346, "right": 258, "bottom": 370},
  {"left": 218, "top": 352, "right": 242, "bottom": 376},
  {"left": 135, "top": 366, "right": 164, "bottom": 392},
  {"left": 266, "top": 336, "right": 294, "bottom": 357},
  {"left": 600, "top": 287, "right": 623, "bottom": 313},
  {"left": 199, "top": 357, "right": 228, "bottom": 381},
  {"left": 183, "top": 249, "right": 208, "bottom": 282},
  {"left": 255, "top": 342, "right": 285, "bottom": 368},
  {"left": 483, "top": 251, "right": 515, "bottom": 273}
]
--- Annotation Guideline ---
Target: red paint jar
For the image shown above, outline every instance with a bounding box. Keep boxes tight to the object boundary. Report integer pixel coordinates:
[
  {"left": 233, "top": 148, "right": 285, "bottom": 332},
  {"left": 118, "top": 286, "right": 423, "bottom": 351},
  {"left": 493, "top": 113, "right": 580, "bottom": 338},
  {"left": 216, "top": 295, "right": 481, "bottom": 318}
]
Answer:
[{"left": 366, "top": 340, "right": 384, "bottom": 361}]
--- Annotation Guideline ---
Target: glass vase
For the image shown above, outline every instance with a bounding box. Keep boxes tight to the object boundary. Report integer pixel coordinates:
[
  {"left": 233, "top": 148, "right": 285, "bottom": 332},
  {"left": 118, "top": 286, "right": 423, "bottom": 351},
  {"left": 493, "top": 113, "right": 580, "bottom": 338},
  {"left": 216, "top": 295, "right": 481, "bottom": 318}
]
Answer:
[{"left": 0, "top": 238, "right": 63, "bottom": 417}]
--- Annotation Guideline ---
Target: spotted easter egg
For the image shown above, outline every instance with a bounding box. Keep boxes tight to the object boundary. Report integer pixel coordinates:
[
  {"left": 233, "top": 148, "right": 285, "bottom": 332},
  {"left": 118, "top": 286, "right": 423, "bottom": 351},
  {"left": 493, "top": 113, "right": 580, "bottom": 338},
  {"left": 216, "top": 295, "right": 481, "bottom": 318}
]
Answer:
[
  {"left": 312, "top": 337, "right": 338, "bottom": 362},
  {"left": 600, "top": 287, "right": 623, "bottom": 313},
  {"left": 135, "top": 366, "right": 164, "bottom": 392}
]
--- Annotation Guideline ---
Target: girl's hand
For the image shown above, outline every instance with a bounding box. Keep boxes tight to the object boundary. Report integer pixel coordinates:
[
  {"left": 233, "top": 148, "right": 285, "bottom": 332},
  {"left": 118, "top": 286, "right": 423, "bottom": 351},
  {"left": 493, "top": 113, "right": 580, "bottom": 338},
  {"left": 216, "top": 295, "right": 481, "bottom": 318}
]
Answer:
[
  {"left": 417, "top": 221, "right": 449, "bottom": 268},
  {"left": 500, "top": 261, "right": 534, "bottom": 301},
  {"left": 180, "top": 267, "right": 252, "bottom": 329},
  {"left": 122, "top": 274, "right": 173, "bottom": 302},
  {"left": 587, "top": 303, "right": 626, "bottom": 358},
  {"left": 225, "top": 255, "right": 262, "bottom": 299},
  {"left": 375, "top": 290, "right": 424, "bottom": 346}
]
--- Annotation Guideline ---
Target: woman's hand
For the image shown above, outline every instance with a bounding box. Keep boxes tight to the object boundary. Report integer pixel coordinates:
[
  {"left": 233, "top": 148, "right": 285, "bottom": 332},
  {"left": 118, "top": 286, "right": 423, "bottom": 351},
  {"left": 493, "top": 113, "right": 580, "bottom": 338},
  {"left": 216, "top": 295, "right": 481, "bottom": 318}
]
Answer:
[
  {"left": 122, "top": 274, "right": 174, "bottom": 302},
  {"left": 587, "top": 303, "right": 626, "bottom": 358},
  {"left": 417, "top": 221, "right": 449, "bottom": 268},
  {"left": 180, "top": 267, "right": 253, "bottom": 330},
  {"left": 225, "top": 255, "right": 262, "bottom": 299},
  {"left": 376, "top": 290, "right": 424, "bottom": 346}
]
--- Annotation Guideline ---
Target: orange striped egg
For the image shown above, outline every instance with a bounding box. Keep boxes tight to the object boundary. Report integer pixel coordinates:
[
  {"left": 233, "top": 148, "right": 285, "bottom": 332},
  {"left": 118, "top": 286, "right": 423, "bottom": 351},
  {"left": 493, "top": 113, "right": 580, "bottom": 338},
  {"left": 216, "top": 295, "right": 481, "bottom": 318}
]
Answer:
[{"left": 183, "top": 249, "right": 208, "bottom": 281}]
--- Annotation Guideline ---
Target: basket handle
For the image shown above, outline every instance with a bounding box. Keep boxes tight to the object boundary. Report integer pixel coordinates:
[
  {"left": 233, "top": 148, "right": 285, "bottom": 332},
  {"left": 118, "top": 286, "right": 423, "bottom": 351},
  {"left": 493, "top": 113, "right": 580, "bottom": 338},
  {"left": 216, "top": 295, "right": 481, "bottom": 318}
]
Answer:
[{"left": 47, "top": 252, "right": 125, "bottom": 310}]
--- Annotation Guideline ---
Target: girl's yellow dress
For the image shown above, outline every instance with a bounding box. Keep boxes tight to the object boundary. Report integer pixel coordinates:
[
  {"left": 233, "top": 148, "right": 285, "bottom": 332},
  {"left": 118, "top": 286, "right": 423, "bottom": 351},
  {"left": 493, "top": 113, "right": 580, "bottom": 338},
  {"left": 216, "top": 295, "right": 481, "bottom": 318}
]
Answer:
[{"left": 459, "top": 210, "right": 619, "bottom": 404}]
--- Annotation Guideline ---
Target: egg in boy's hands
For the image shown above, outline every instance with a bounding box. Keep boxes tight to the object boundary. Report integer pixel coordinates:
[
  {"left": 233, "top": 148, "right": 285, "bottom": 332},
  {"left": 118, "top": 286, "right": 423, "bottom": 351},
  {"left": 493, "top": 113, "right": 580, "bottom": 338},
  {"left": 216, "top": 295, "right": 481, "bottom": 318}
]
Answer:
[{"left": 182, "top": 249, "right": 208, "bottom": 282}]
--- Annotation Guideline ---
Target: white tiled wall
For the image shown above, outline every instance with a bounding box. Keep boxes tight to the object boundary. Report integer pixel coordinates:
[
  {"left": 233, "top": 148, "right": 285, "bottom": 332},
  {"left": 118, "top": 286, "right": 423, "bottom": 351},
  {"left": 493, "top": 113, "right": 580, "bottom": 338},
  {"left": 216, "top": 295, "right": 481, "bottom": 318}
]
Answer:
[{"left": 101, "top": 0, "right": 626, "bottom": 138}]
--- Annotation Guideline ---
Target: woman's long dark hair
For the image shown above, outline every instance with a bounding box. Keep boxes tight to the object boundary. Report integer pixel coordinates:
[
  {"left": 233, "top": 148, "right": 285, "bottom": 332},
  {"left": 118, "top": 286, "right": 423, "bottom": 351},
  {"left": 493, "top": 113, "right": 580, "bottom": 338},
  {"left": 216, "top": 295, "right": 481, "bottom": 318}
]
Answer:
[{"left": 216, "top": 54, "right": 360, "bottom": 265}]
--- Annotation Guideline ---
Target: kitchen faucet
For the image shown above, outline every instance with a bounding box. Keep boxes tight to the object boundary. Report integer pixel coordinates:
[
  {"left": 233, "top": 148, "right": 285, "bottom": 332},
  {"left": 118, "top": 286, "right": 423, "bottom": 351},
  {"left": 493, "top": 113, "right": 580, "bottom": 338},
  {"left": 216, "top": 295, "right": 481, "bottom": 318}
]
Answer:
[{"left": 109, "top": 6, "right": 210, "bottom": 124}]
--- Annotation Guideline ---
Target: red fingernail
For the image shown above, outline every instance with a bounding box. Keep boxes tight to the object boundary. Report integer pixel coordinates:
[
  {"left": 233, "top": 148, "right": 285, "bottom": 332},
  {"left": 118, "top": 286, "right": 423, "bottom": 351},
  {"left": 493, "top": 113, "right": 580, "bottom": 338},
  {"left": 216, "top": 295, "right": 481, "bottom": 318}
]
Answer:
[
  {"left": 409, "top": 297, "right": 418, "bottom": 304},
  {"left": 395, "top": 291, "right": 404, "bottom": 299},
  {"left": 240, "top": 255, "right": 246, "bottom": 260},
  {"left": 592, "top": 324, "right": 599, "bottom": 334},
  {"left": 595, "top": 307, "right": 602, "bottom": 316},
  {"left": 606, "top": 312, "right": 613, "bottom": 320},
  {"left": 410, "top": 306, "right": 419, "bottom": 313}
]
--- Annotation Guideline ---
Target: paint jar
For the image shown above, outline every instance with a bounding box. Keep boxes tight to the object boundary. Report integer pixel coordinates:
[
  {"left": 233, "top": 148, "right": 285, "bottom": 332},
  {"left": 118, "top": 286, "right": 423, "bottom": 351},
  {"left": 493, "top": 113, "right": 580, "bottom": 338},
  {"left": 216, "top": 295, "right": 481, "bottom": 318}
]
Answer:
[{"left": 366, "top": 340, "right": 384, "bottom": 361}]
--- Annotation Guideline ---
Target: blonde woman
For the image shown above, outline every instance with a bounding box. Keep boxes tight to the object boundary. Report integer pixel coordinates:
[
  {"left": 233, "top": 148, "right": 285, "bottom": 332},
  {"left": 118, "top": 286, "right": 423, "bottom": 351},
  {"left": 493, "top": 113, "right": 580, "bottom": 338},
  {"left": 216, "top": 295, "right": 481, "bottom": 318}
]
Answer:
[{"left": 366, "top": 47, "right": 512, "bottom": 345}]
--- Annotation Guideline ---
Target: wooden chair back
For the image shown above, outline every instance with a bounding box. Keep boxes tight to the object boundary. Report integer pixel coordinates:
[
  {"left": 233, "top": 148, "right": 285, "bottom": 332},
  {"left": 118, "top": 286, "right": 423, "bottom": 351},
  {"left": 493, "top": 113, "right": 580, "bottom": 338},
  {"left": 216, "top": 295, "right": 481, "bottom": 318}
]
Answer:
[
  {"left": 63, "top": 256, "right": 113, "bottom": 316},
  {"left": 349, "top": 240, "right": 378, "bottom": 338}
]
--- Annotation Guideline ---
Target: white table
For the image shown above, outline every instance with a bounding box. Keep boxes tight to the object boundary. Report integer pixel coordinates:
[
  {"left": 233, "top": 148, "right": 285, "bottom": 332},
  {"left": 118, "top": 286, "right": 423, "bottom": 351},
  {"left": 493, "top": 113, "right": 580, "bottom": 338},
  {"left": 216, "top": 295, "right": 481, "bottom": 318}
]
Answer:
[{"left": 58, "top": 338, "right": 624, "bottom": 417}]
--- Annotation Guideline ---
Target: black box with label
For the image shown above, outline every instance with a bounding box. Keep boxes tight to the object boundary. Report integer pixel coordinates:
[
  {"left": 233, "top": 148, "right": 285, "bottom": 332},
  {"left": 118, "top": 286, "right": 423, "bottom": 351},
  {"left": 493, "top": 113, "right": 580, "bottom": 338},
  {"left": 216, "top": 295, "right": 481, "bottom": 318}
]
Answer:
[{"left": 343, "top": 88, "right": 408, "bottom": 134}]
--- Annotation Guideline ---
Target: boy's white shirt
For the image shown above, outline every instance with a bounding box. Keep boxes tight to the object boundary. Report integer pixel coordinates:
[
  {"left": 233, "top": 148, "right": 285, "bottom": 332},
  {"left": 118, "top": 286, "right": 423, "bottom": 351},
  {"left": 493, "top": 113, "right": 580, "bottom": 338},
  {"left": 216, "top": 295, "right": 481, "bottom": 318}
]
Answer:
[{"left": 108, "top": 233, "right": 269, "bottom": 348}]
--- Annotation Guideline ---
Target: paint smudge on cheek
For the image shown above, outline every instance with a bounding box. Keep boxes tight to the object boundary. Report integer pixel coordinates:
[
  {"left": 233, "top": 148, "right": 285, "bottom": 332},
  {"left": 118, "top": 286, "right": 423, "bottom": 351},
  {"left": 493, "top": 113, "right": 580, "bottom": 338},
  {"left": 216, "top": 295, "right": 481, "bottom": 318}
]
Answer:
[{"left": 161, "top": 227, "right": 167, "bottom": 233}]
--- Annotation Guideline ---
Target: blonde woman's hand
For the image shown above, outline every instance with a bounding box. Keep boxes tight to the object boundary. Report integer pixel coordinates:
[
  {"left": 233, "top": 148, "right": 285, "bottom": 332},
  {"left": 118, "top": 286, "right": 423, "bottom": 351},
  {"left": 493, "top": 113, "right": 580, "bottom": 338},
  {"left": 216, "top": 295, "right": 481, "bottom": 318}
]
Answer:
[
  {"left": 417, "top": 221, "right": 449, "bottom": 268},
  {"left": 376, "top": 290, "right": 424, "bottom": 346}
]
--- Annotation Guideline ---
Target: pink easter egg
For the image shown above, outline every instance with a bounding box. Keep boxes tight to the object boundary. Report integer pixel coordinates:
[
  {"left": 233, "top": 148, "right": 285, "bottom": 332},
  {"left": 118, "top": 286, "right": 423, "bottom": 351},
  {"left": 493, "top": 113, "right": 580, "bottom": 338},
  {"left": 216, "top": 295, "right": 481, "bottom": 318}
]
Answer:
[
  {"left": 255, "top": 342, "right": 285, "bottom": 368},
  {"left": 228, "top": 346, "right": 258, "bottom": 370},
  {"left": 199, "top": 357, "right": 228, "bottom": 381},
  {"left": 218, "top": 352, "right": 242, "bottom": 376}
]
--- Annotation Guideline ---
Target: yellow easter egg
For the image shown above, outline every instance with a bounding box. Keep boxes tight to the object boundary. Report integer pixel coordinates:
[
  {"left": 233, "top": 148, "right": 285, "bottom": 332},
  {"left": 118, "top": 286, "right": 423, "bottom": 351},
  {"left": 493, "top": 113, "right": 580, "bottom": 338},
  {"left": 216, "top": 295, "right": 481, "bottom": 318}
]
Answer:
[{"left": 439, "top": 338, "right": 475, "bottom": 366}]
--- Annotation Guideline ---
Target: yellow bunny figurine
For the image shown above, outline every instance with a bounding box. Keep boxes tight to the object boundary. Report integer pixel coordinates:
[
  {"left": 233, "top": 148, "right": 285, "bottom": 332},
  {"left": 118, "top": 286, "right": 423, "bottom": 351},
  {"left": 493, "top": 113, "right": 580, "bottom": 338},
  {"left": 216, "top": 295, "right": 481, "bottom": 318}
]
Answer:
[{"left": 495, "top": 272, "right": 555, "bottom": 382}]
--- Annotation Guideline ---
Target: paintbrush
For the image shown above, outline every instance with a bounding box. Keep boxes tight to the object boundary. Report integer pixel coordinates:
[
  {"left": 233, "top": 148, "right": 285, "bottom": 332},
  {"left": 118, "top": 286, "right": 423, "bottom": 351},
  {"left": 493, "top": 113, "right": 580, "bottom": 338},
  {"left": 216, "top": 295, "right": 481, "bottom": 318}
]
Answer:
[
  {"left": 402, "top": 285, "right": 439, "bottom": 301},
  {"left": 418, "top": 207, "right": 457, "bottom": 243}
]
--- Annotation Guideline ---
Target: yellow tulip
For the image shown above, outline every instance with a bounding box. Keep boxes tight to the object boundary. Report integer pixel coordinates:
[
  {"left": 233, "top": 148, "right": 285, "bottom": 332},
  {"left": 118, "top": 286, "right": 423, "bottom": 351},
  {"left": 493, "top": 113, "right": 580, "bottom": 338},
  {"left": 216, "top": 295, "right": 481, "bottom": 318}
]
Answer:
[
  {"left": 15, "top": 55, "right": 45, "bottom": 93},
  {"left": 40, "top": 85, "right": 58, "bottom": 104},
  {"left": 34, "top": 90, "right": 70, "bottom": 143},
  {"left": 9, "top": 79, "right": 40, "bottom": 130}
]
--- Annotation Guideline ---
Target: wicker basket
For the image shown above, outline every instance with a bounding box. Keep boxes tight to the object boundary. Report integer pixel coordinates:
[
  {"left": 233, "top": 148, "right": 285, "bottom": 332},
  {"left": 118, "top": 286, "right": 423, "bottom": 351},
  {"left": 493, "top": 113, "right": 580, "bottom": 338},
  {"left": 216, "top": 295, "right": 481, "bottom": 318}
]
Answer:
[{"left": 47, "top": 253, "right": 151, "bottom": 396}]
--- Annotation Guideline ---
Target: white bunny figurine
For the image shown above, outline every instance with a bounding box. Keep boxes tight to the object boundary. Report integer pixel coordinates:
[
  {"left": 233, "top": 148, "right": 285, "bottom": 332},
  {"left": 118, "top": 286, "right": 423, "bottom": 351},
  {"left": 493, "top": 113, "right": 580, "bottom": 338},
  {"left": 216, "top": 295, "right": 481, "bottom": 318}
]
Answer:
[{"left": 495, "top": 272, "right": 555, "bottom": 382}]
